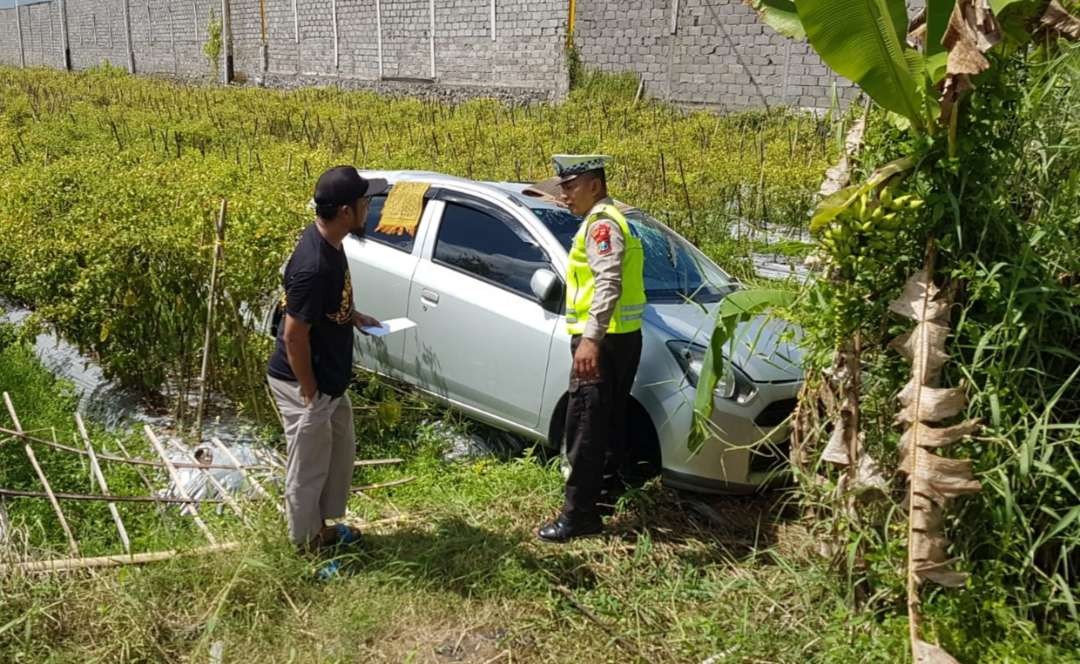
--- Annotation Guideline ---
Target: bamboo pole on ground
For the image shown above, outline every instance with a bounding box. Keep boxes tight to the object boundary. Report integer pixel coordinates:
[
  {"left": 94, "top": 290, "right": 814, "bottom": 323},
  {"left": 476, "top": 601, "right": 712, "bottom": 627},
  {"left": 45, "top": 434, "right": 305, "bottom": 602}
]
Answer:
[
  {"left": 76, "top": 413, "right": 130, "bottom": 554},
  {"left": 4, "top": 393, "right": 80, "bottom": 556},
  {"left": 144, "top": 426, "right": 217, "bottom": 545},
  {"left": 351, "top": 477, "right": 415, "bottom": 493},
  {"left": 194, "top": 199, "right": 227, "bottom": 439},
  {"left": 354, "top": 458, "right": 403, "bottom": 467},
  {"left": 0, "top": 426, "right": 273, "bottom": 471},
  {"left": 0, "top": 488, "right": 225, "bottom": 504},
  {"left": 0, "top": 542, "right": 240, "bottom": 575}
]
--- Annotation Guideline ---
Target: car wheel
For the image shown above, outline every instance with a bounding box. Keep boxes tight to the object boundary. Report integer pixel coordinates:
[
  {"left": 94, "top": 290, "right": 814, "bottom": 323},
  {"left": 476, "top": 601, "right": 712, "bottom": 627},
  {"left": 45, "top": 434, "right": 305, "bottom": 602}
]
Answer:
[
  {"left": 623, "top": 401, "right": 662, "bottom": 488},
  {"left": 548, "top": 397, "right": 662, "bottom": 485}
]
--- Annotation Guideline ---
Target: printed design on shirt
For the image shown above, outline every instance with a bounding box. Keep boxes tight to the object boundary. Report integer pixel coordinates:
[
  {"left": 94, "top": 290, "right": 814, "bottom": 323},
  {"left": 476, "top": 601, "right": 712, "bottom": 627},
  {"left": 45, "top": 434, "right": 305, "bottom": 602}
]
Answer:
[
  {"left": 591, "top": 222, "right": 612, "bottom": 255},
  {"left": 327, "top": 267, "right": 353, "bottom": 325}
]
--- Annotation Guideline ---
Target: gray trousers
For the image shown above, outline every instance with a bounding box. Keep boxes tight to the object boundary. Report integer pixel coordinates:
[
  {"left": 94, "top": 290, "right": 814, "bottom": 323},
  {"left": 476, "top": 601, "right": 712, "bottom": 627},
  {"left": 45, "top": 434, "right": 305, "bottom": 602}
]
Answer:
[{"left": 268, "top": 376, "right": 356, "bottom": 547}]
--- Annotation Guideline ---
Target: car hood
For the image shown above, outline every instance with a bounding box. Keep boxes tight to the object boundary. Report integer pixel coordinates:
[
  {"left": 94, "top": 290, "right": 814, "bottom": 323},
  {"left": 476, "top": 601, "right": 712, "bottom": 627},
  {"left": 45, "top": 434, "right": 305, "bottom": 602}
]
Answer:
[{"left": 645, "top": 301, "right": 804, "bottom": 383}]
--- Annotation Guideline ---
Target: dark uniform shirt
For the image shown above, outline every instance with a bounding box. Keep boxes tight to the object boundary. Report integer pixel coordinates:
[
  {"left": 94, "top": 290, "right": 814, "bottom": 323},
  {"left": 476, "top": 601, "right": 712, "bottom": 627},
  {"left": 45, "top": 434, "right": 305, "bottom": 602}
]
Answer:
[{"left": 267, "top": 223, "right": 355, "bottom": 397}]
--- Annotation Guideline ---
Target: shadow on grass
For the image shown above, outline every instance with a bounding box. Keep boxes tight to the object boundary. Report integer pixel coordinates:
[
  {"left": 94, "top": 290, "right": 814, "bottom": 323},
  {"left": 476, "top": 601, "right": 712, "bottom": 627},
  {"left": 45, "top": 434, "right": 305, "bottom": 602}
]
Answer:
[
  {"left": 606, "top": 484, "right": 801, "bottom": 567},
  {"left": 335, "top": 517, "right": 600, "bottom": 597},
  {"left": 323, "top": 486, "right": 801, "bottom": 599}
]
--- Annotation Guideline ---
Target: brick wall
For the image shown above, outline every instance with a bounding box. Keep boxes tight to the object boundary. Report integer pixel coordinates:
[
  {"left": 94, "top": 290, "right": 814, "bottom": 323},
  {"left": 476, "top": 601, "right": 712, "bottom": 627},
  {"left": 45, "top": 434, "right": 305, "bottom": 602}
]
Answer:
[
  {"left": 0, "top": 0, "right": 569, "bottom": 96},
  {"left": 574, "top": 0, "right": 859, "bottom": 111},
  {"left": 0, "top": 0, "right": 886, "bottom": 110}
]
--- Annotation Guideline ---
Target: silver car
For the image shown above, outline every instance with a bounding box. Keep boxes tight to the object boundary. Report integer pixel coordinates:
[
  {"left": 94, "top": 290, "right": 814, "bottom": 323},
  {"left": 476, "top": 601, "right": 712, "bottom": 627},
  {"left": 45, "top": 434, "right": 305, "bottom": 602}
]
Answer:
[{"left": 340, "top": 170, "right": 802, "bottom": 493}]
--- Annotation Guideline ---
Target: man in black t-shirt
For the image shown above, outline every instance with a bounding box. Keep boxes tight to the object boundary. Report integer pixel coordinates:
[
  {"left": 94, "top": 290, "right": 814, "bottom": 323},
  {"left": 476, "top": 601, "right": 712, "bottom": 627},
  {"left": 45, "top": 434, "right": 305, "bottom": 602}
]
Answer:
[{"left": 267, "top": 165, "right": 387, "bottom": 551}]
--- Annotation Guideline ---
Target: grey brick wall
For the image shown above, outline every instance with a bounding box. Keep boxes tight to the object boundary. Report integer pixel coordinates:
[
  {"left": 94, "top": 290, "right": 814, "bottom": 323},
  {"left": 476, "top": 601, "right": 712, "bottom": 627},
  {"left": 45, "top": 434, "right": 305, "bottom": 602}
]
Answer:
[
  {"left": 574, "top": 0, "right": 858, "bottom": 111},
  {"left": 0, "top": 0, "right": 568, "bottom": 96},
  {"left": 0, "top": 0, "right": 879, "bottom": 110},
  {"left": 15, "top": 2, "right": 63, "bottom": 68}
]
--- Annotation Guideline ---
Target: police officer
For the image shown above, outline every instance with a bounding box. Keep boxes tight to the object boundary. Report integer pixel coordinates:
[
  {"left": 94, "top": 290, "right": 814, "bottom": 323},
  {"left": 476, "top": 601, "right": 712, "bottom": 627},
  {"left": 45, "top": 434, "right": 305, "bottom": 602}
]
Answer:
[{"left": 538, "top": 154, "right": 647, "bottom": 543}]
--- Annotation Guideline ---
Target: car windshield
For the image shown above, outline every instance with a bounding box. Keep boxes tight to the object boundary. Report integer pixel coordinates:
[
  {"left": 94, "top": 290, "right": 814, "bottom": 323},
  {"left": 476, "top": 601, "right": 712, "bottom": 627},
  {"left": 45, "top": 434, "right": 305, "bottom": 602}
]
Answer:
[{"left": 532, "top": 205, "right": 736, "bottom": 304}]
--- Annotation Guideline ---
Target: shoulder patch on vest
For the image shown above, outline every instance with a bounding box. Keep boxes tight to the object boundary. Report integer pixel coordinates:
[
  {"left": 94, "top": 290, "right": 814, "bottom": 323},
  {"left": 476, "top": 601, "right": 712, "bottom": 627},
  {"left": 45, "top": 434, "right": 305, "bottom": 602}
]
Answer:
[{"left": 591, "top": 222, "right": 612, "bottom": 255}]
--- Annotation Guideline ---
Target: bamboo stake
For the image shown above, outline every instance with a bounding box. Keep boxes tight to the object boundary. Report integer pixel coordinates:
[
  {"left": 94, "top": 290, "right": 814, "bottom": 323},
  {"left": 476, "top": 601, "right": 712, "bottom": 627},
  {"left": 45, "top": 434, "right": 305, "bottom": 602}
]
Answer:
[
  {"left": 168, "top": 439, "right": 246, "bottom": 522},
  {"left": 76, "top": 414, "right": 130, "bottom": 554},
  {"left": 210, "top": 437, "right": 282, "bottom": 514},
  {"left": 353, "top": 458, "right": 403, "bottom": 467},
  {"left": 145, "top": 426, "right": 217, "bottom": 545},
  {"left": 0, "top": 426, "right": 273, "bottom": 471},
  {"left": 0, "top": 488, "right": 225, "bottom": 504},
  {"left": 350, "top": 477, "right": 415, "bottom": 493},
  {"left": 5, "top": 393, "right": 79, "bottom": 556},
  {"left": 1, "top": 542, "right": 240, "bottom": 575},
  {"left": 675, "top": 157, "right": 695, "bottom": 234},
  {"left": 194, "top": 199, "right": 228, "bottom": 438},
  {"left": 112, "top": 436, "right": 169, "bottom": 519}
]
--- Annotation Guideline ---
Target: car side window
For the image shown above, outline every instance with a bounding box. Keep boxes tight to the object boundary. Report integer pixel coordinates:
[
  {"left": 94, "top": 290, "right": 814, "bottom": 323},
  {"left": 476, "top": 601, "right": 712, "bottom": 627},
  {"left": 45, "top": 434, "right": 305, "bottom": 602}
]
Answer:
[
  {"left": 434, "top": 201, "right": 551, "bottom": 299},
  {"left": 363, "top": 189, "right": 428, "bottom": 253}
]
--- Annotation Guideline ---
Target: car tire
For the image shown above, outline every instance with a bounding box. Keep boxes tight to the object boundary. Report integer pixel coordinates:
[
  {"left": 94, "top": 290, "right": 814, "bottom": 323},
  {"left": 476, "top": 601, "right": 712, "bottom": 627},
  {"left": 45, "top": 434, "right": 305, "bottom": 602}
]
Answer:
[{"left": 548, "top": 396, "right": 662, "bottom": 486}]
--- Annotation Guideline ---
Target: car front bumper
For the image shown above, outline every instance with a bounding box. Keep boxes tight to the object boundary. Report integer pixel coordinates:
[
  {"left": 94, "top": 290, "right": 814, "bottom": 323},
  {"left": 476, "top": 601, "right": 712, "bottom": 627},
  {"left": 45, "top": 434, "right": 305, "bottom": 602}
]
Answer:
[{"left": 648, "top": 378, "right": 802, "bottom": 494}]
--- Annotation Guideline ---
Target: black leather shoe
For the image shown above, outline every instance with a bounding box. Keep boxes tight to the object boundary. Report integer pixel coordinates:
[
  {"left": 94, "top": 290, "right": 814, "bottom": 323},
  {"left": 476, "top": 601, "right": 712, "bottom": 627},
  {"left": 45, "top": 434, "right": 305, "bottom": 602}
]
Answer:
[{"left": 537, "top": 514, "right": 603, "bottom": 543}]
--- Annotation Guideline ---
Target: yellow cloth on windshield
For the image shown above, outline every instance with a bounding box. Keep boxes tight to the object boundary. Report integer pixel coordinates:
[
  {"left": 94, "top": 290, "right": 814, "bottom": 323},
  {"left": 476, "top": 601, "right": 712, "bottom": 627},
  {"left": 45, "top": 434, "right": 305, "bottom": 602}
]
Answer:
[{"left": 374, "top": 182, "right": 429, "bottom": 236}]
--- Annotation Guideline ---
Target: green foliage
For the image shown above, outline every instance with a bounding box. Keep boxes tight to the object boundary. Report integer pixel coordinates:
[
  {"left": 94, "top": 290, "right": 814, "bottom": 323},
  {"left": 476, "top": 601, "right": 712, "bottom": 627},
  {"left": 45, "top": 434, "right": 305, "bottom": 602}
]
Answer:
[
  {"left": 794, "top": 42, "right": 1080, "bottom": 655},
  {"left": 690, "top": 288, "right": 796, "bottom": 450},
  {"left": 797, "top": 0, "right": 931, "bottom": 130},
  {"left": 565, "top": 40, "right": 583, "bottom": 90},
  {"left": 926, "top": 0, "right": 956, "bottom": 57},
  {"left": 0, "top": 67, "right": 833, "bottom": 404},
  {"left": 204, "top": 12, "right": 222, "bottom": 76},
  {"left": 750, "top": 0, "right": 807, "bottom": 40}
]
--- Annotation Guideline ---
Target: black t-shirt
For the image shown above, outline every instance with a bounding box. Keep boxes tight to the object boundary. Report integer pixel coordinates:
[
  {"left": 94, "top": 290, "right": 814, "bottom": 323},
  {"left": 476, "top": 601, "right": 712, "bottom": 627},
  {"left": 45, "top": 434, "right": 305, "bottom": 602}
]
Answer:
[{"left": 267, "top": 223, "right": 355, "bottom": 397}]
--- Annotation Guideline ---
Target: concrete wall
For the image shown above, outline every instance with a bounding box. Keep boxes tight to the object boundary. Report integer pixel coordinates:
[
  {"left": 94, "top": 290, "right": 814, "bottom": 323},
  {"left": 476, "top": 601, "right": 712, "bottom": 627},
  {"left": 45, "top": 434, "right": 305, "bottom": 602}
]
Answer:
[
  {"left": 574, "top": 0, "right": 858, "bottom": 111},
  {"left": 0, "top": 0, "right": 570, "bottom": 99},
  {"left": 0, "top": 0, "right": 874, "bottom": 110}
]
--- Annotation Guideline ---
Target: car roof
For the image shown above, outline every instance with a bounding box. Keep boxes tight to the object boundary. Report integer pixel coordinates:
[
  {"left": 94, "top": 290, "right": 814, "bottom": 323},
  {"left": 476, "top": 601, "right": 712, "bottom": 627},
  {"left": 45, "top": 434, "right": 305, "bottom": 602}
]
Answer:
[{"left": 357, "top": 169, "right": 566, "bottom": 212}]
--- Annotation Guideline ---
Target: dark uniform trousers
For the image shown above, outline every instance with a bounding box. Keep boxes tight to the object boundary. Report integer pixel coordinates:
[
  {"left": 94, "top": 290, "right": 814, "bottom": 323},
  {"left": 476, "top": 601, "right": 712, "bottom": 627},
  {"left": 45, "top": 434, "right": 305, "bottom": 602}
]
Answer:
[{"left": 564, "top": 330, "right": 643, "bottom": 520}]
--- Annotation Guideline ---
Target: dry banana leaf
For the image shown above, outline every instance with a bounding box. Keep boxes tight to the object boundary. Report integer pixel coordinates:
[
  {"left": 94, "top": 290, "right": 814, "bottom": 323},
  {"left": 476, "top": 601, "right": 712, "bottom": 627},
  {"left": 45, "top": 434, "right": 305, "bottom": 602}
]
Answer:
[
  {"left": 900, "top": 420, "right": 981, "bottom": 450},
  {"left": 818, "top": 111, "right": 868, "bottom": 199},
  {"left": 888, "top": 269, "right": 951, "bottom": 322},
  {"left": 889, "top": 321, "right": 950, "bottom": 385},
  {"left": 915, "top": 638, "right": 962, "bottom": 664},
  {"left": 1040, "top": 0, "right": 1080, "bottom": 41},
  {"left": 822, "top": 423, "right": 851, "bottom": 465},
  {"left": 896, "top": 382, "right": 968, "bottom": 423},
  {"left": 820, "top": 348, "right": 859, "bottom": 467},
  {"left": 940, "top": 0, "right": 1002, "bottom": 124},
  {"left": 890, "top": 268, "right": 982, "bottom": 664},
  {"left": 853, "top": 453, "right": 888, "bottom": 494}
]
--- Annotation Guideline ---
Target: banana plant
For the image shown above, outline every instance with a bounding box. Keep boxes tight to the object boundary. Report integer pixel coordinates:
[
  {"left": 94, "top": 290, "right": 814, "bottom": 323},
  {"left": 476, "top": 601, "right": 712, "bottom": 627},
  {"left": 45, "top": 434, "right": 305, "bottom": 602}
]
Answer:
[
  {"left": 730, "top": 2, "right": 1080, "bottom": 662},
  {"left": 690, "top": 288, "right": 796, "bottom": 452}
]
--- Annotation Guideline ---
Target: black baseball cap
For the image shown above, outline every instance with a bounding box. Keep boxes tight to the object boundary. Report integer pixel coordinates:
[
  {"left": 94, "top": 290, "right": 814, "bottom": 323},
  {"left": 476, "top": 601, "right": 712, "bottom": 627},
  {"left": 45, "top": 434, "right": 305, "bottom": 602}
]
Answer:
[{"left": 313, "top": 166, "right": 389, "bottom": 207}]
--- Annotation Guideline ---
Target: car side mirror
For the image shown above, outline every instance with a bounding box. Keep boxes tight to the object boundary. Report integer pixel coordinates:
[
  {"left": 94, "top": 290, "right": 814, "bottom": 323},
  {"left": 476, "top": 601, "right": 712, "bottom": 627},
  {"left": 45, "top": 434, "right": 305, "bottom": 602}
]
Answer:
[{"left": 530, "top": 268, "right": 563, "bottom": 313}]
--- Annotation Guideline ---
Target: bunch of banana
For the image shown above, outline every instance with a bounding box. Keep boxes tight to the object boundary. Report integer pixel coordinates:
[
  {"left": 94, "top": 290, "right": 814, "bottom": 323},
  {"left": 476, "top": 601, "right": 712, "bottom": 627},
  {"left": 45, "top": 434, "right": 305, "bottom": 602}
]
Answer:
[{"left": 818, "top": 187, "right": 924, "bottom": 271}]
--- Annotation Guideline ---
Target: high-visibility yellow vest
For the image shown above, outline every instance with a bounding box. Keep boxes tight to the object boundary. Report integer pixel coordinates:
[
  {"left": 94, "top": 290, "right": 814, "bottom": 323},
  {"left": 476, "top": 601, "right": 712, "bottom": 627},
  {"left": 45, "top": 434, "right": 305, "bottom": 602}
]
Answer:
[{"left": 565, "top": 204, "right": 647, "bottom": 336}]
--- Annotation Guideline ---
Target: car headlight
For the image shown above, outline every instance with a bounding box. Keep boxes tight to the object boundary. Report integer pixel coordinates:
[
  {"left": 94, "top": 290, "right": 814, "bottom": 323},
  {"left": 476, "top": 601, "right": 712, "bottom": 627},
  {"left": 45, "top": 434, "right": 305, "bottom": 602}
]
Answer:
[{"left": 667, "top": 340, "right": 757, "bottom": 403}]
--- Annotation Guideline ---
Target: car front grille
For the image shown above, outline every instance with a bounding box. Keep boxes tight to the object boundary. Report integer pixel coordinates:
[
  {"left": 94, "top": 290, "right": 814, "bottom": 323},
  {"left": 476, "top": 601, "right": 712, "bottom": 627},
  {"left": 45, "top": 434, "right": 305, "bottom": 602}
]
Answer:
[{"left": 754, "top": 398, "right": 798, "bottom": 428}]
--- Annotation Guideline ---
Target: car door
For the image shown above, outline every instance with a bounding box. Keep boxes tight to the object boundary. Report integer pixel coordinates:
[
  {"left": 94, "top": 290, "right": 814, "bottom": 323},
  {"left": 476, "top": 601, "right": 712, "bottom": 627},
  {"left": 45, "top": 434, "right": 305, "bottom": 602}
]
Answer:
[
  {"left": 403, "top": 191, "right": 560, "bottom": 430},
  {"left": 344, "top": 188, "right": 435, "bottom": 379}
]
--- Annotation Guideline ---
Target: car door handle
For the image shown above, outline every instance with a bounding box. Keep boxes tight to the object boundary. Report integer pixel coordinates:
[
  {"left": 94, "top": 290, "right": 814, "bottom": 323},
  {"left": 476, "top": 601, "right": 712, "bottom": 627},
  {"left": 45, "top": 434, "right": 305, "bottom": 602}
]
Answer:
[{"left": 420, "top": 288, "right": 440, "bottom": 306}]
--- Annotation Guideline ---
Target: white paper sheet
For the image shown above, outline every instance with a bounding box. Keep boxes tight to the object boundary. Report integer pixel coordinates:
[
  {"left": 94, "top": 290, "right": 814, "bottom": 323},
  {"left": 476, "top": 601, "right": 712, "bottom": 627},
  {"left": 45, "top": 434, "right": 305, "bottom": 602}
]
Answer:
[{"left": 361, "top": 317, "right": 416, "bottom": 338}]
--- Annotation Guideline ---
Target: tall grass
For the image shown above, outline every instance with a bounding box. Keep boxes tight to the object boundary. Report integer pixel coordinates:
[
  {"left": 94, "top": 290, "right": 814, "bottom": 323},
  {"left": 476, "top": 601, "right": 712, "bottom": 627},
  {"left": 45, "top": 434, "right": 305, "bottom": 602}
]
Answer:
[{"left": 0, "top": 65, "right": 833, "bottom": 412}]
